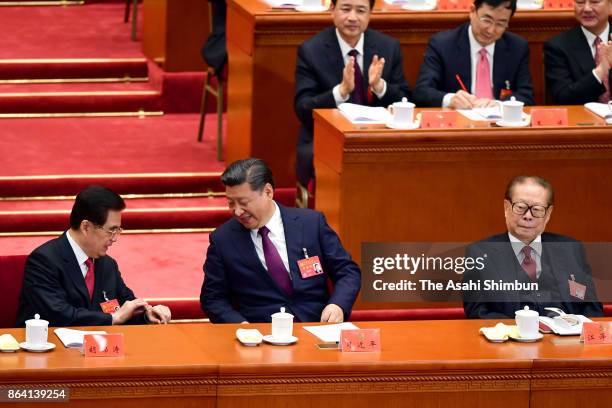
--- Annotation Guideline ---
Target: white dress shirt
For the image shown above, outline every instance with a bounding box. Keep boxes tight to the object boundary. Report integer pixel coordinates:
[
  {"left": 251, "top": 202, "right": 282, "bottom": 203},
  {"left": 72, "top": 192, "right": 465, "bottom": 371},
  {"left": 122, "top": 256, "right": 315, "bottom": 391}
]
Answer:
[
  {"left": 442, "top": 25, "right": 496, "bottom": 108},
  {"left": 508, "top": 232, "right": 542, "bottom": 279},
  {"left": 250, "top": 202, "right": 291, "bottom": 276},
  {"left": 66, "top": 229, "right": 90, "bottom": 278}
]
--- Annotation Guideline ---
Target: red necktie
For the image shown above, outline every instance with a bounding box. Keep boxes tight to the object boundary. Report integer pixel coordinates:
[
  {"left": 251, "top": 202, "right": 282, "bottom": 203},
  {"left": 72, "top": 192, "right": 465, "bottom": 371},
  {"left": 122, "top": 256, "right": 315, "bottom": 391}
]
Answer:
[
  {"left": 258, "top": 226, "right": 293, "bottom": 296},
  {"left": 348, "top": 49, "right": 366, "bottom": 105},
  {"left": 520, "top": 246, "right": 537, "bottom": 281},
  {"left": 84, "top": 258, "right": 95, "bottom": 299},
  {"left": 594, "top": 37, "right": 610, "bottom": 103},
  {"left": 475, "top": 48, "right": 493, "bottom": 99}
]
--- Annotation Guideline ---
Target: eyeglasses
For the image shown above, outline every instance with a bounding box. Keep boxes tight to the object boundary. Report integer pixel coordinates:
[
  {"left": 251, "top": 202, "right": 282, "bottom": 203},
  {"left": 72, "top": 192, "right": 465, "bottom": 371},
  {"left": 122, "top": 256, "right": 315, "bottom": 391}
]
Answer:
[
  {"left": 477, "top": 15, "right": 509, "bottom": 30},
  {"left": 510, "top": 202, "right": 549, "bottom": 218},
  {"left": 574, "top": 0, "right": 604, "bottom": 6},
  {"left": 95, "top": 225, "right": 123, "bottom": 238}
]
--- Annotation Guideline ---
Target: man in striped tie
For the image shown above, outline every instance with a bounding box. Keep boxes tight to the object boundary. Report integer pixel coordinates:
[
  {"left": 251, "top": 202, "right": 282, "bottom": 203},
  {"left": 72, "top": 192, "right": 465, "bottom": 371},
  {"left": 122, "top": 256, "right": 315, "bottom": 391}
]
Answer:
[
  {"left": 414, "top": 0, "right": 534, "bottom": 109},
  {"left": 462, "top": 176, "right": 603, "bottom": 319},
  {"left": 17, "top": 186, "right": 171, "bottom": 327}
]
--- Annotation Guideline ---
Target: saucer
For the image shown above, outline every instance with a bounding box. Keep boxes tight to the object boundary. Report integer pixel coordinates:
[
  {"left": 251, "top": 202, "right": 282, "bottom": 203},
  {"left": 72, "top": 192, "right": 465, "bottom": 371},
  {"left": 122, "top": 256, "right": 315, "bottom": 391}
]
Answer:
[
  {"left": 262, "top": 335, "right": 298, "bottom": 345},
  {"left": 19, "top": 342, "right": 56, "bottom": 352},
  {"left": 385, "top": 120, "right": 420, "bottom": 130},
  {"left": 496, "top": 118, "right": 530, "bottom": 128},
  {"left": 401, "top": 2, "right": 436, "bottom": 11},
  {"left": 294, "top": 5, "right": 328, "bottom": 12},
  {"left": 508, "top": 332, "right": 543, "bottom": 342}
]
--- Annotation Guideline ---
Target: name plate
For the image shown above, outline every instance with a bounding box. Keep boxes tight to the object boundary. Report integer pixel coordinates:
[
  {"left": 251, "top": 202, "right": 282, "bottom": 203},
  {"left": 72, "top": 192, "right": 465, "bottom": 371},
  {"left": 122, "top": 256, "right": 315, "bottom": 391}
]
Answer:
[
  {"left": 581, "top": 322, "right": 612, "bottom": 344},
  {"left": 420, "top": 111, "right": 457, "bottom": 128},
  {"left": 530, "top": 108, "right": 568, "bottom": 127},
  {"left": 83, "top": 333, "right": 125, "bottom": 357},
  {"left": 340, "top": 329, "right": 381, "bottom": 352},
  {"left": 544, "top": 0, "right": 573, "bottom": 8}
]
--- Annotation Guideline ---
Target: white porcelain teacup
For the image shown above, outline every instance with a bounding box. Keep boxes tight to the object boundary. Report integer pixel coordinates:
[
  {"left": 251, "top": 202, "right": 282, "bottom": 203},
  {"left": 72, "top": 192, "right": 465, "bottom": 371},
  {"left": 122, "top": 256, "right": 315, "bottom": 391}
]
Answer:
[
  {"left": 496, "top": 96, "right": 524, "bottom": 123},
  {"left": 271, "top": 307, "right": 294, "bottom": 340},
  {"left": 25, "top": 314, "right": 49, "bottom": 347},
  {"left": 388, "top": 97, "right": 415, "bottom": 127},
  {"left": 515, "top": 306, "right": 539, "bottom": 338}
]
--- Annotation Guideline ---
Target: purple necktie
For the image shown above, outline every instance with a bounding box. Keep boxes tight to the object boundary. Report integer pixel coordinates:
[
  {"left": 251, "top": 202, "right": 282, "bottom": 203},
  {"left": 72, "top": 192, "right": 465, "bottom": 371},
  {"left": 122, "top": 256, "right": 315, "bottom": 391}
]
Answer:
[
  {"left": 348, "top": 49, "right": 366, "bottom": 105},
  {"left": 258, "top": 226, "right": 293, "bottom": 296}
]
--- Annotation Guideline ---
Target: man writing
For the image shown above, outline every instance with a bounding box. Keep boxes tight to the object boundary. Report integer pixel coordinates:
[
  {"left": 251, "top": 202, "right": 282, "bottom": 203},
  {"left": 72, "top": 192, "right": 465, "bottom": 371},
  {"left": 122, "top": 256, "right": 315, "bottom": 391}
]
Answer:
[{"left": 414, "top": 0, "right": 534, "bottom": 108}]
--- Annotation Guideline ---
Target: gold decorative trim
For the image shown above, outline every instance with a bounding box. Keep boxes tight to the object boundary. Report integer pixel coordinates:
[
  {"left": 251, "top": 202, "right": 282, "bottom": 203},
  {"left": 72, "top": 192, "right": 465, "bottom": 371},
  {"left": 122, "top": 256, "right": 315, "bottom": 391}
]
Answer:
[
  {"left": 0, "top": 111, "right": 163, "bottom": 119},
  {"left": 0, "top": 192, "right": 225, "bottom": 202},
  {"left": 0, "top": 77, "right": 148, "bottom": 85},
  {"left": 0, "top": 207, "right": 225, "bottom": 214},
  {"left": 0, "top": 228, "right": 215, "bottom": 237},
  {"left": 345, "top": 143, "right": 612, "bottom": 154},
  {"left": 0, "top": 90, "right": 158, "bottom": 97},
  {"left": 0, "top": 58, "right": 146, "bottom": 64},
  {"left": 218, "top": 373, "right": 530, "bottom": 395},
  {"left": 0, "top": 172, "right": 221, "bottom": 180},
  {"left": 0, "top": 1, "right": 83, "bottom": 6}
]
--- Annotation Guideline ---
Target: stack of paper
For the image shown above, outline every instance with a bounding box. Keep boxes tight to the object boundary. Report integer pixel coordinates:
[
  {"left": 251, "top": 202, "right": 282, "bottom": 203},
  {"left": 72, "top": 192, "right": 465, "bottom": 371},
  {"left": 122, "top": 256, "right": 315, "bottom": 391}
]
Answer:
[
  {"left": 457, "top": 107, "right": 529, "bottom": 121},
  {"left": 338, "top": 103, "right": 392, "bottom": 124},
  {"left": 54, "top": 328, "right": 107, "bottom": 348},
  {"left": 303, "top": 322, "right": 359, "bottom": 343},
  {"left": 264, "top": 0, "right": 302, "bottom": 7},
  {"left": 584, "top": 102, "right": 612, "bottom": 119}
]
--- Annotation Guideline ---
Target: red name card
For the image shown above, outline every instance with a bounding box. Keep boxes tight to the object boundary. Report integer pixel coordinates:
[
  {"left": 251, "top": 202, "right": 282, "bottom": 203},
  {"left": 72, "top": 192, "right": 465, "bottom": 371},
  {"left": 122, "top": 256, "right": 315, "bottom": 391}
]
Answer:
[
  {"left": 437, "top": 0, "right": 472, "bottom": 10},
  {"left": 420, "top": 111, "right": 458, "bottom": 129},
  {"left": 581, "top": 322, "right": 612, "bottom": 344},
  {"left": 340, "top": 329, "right": 381, "bottom": 352},
  {"left": 83, "top": 333, "right": 125, "bottom": 357},
  {"left": 530, "top": 108, "right": 568, "bottom": 127},
  {"left": 544, "top": 0, "right": 573, "bottom": 8}
]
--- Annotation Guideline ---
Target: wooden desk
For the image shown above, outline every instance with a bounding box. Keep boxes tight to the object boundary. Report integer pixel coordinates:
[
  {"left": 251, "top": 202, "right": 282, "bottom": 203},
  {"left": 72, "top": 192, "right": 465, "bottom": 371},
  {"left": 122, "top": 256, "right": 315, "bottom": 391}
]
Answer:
[
  {"left": 226, "top": 0, "right": 576, "bottom": 186},
  {"left": 313, "top": 105, "right": 612, "bottom": 265},
  {"left": 2, "top": 321, "right": 612, "bottom": 408}
]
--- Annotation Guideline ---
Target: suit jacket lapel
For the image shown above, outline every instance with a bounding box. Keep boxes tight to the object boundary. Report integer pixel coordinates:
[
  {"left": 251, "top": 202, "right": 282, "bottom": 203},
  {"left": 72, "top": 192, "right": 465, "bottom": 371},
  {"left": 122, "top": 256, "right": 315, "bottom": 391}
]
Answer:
[
  {"left": 363, "top": 30, "right": 375, "bottom": 100},
  {"left": 324, "top": 27, "right": 345, "bottom": 86},
  {"left": 59, "top": 234, "right": 91, "bottom": 306},
  {"left": 279, "top": 205, "right": 303, "bottom": 281},
  {"left": 571, "top": 27, "right": 597, "bottom": 75},
  {"left": 492, "top": 35, "right": 509, "bottom": 100},
  {"left": 457, "top": 25, "right": 472, "bottom": 91}
]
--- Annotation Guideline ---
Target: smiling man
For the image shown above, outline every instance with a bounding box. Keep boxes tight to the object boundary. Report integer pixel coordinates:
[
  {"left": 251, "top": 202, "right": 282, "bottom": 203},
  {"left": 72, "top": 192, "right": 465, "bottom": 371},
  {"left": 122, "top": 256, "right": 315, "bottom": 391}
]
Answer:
[
  {"left": 414, "top": 0, "right": 534, "bottom": 109},
  {"left": 16, "top": 186, "right": 171, "bottom": 327},
  {"left": 544, "top": 0, "right": 612, "bottom": 104},
  {"left": 462, "top": 176, "right": 603, "bottom": 319},
  {"left": 294, "top": 0, "right": 410, "bottom": 194},
  {"left": 201, "top": 158, "right": 361, "bottom": 323}
]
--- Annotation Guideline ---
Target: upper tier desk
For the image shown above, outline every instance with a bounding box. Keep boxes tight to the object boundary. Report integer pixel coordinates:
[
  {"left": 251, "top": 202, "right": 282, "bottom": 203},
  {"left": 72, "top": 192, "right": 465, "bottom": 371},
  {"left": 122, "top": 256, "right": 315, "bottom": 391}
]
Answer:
[
  {"left": 2, "top": 320, "right": 612, "bottom": 407},
  {"left": 313, "top": 105, "right": 612, "bottom": 264},
  {"left": 227, "top": 0, "right": 576, "bottom": 186}
]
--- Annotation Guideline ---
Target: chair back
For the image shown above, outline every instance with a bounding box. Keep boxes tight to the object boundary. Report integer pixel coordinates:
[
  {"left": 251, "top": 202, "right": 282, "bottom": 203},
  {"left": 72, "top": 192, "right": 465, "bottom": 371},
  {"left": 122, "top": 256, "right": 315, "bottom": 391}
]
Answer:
[{"left": 0, "top": 255, "right": 27, "bottom": 328}]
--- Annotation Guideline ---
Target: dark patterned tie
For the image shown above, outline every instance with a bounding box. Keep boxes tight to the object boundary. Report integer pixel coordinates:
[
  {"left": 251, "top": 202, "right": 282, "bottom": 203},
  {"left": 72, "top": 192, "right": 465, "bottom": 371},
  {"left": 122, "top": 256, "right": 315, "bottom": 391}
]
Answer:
[
  {"left": 348, "top": 49, "right": 366, "bottom": 105},
  {"left": 521, "top": 246, "right": 537, "bottom": 281},
  {"left": 258, "top": 226, "right": 293, "bottom": 296}
]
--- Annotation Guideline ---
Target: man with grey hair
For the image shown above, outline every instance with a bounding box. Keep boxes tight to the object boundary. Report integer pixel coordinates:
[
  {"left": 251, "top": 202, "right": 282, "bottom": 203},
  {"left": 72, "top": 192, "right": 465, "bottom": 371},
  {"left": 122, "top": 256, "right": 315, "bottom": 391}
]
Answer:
[
  {"left": 463, "top": 176, "right": 603, "bottom": 319},
  {"left": 200, "top": 158, "right": 361, "bottom": 323}
]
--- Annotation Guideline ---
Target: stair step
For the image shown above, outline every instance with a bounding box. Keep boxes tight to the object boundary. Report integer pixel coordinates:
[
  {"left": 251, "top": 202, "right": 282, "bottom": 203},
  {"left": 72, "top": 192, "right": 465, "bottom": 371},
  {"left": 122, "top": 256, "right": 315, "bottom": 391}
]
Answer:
[{"left": 0, "top": 58, "right": 148, "bottom": 80}]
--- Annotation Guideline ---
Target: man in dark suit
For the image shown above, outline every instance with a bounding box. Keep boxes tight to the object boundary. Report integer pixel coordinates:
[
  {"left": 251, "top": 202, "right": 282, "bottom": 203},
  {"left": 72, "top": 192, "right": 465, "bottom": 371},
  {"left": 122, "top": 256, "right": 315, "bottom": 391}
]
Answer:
[
  {"left": 413, "top": 0, "right": 534, "bottom": 108},
  {"left": 16, "top": 186, "right": 171, "bottom": 327},
  {"left": 463, "top": 176, "right": 603, "bottom": 319},
  {"left": 544, "top": 0, "right": 612, "bottom": 104},
  {"left": 294, "top": 0, "right": 411, "bottom": 190},
  {"left": 201, "top": 158, "right": 361, "bottom": 323}
]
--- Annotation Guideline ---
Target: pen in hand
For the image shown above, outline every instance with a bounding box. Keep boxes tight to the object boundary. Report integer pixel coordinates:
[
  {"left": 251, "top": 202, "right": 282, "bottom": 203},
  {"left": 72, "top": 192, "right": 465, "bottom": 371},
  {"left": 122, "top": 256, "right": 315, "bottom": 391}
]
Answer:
[{"left": 455, "top": 74, "right": 468, "bottom": 93}]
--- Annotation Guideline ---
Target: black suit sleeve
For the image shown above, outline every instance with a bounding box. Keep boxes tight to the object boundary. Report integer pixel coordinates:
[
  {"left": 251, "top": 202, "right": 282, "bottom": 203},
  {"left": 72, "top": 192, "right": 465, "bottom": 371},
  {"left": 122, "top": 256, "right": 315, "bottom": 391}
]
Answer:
[
  {"left": 22, "top": 252, "right": 113, "bottom": 327},
  {"left": 413, "top": 37, "right": 448, "bottom": 107},
  {"left": 544, "top": 39, "right": 606, "bottom": 105},
  {"left": 294, "top": 43, "right": 338, "bottom": 130},
  {"left": 511, "top": 44, "right": 535, "bottom": 105},
  {"left": 201, "top": 233, "right": 248, "bottom": 323}
]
